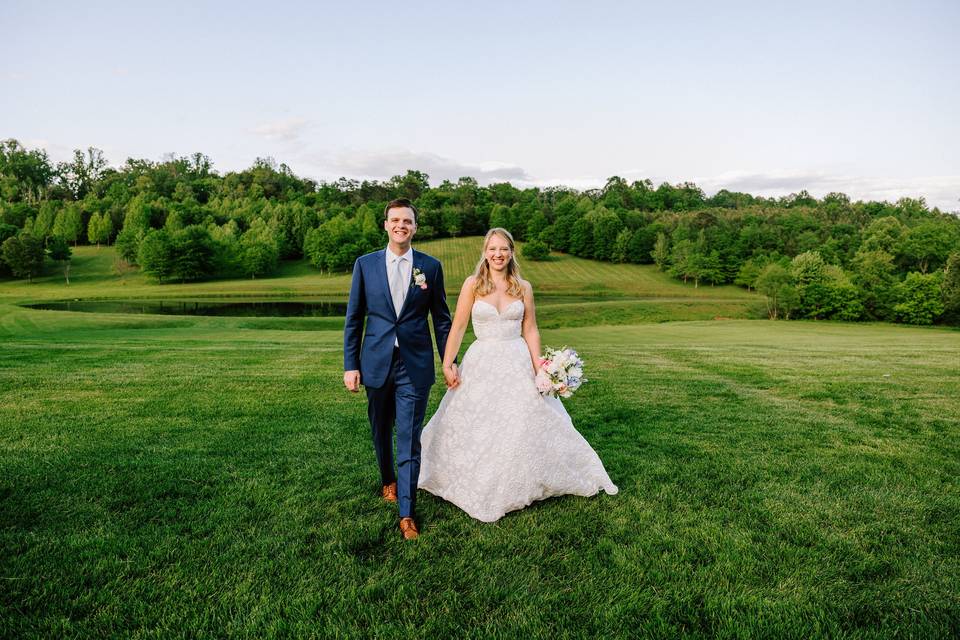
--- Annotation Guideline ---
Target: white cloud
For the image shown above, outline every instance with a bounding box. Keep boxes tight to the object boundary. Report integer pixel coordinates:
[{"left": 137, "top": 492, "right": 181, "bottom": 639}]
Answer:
[
  {"left": 695, "top": 170, "right": 960, "bottom": 212},
  {"left": 522, "top": 175, "right": 609, "bottom": 191},
  {"left": 515, "top": 169, "right": 959, "bottom": 212},
  {"left": 299, "top": 149, "right": 531, "bottom": 184},
  {"left": 17, "top": 139, "right": 133, "bottom": 170},
  {"left": 249, "top": 118, "right": 310, "bottom": 142},
  {"left": 22, "top": 138, "right": 51, "bottom": 149},
  {"left": 21, "top": 139, "right": 73, "bottom": 163}
]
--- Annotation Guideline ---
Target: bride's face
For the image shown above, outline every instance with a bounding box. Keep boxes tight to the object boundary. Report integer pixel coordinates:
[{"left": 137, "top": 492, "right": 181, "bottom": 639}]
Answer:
[{"left": 485, "top": 235, "right": 512, "bottom": 272}]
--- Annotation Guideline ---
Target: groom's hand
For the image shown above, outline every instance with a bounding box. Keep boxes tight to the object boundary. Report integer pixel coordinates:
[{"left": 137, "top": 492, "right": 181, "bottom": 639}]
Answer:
[
  {"left": 344, "top": 370, "right": 361, "bottom": 392},
  {"left": 443, "top": 363, "right": 460, "bottom": 389}
]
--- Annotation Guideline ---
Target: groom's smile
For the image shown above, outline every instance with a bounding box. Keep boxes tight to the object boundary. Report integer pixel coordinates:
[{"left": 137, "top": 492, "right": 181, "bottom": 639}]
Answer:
[{"left": 385, "top": 206, "right": 417, "bottom": 250}]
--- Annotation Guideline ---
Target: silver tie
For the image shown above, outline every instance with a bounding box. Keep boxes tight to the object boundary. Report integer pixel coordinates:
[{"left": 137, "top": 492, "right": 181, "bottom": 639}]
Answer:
[{"left": 390, "top": 256, "right": 407, "bottom": 316}]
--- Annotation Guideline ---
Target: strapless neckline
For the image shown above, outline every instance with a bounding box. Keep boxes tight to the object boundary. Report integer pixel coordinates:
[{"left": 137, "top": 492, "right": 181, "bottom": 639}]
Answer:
[{"left": 473, "top": 299, "right": 524, "bottom": 316}]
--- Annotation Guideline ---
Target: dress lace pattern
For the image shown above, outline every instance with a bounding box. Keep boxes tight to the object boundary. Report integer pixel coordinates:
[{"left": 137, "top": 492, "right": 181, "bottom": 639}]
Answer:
[{"left": 419, "top": 299, "right": 618, "bottom": 522}]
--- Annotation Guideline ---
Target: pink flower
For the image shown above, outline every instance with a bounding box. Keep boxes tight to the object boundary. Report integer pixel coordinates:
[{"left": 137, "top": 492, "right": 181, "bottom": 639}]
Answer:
[
  {"left": 535, "top": 371, "right": 553, "bottom": 394},
  {"left": 419, "top": 283, "right": 428, "bottom": 290}
]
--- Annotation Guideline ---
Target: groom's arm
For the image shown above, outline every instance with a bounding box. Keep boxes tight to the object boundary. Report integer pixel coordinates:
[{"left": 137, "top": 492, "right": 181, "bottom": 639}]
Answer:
[
  {"left": 430, "top": 261, "right": 453, "bottom": 364},
  {"left": 343, "top": 257, "right": 366, "bottom": 374}
]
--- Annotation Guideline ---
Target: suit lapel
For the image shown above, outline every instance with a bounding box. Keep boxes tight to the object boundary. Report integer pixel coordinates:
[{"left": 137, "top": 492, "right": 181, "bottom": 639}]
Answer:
[
  {"left": 376, "top": 249, "right": 397, "bottom": 320},
  {"left": 397, "top": 250, "right": 422, "bottom": 319}
]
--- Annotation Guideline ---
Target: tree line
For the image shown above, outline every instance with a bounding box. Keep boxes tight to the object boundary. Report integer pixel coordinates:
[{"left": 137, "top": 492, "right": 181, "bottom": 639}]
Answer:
[{"left": 1, "top": 138, "right": 958, "bottom": 324}]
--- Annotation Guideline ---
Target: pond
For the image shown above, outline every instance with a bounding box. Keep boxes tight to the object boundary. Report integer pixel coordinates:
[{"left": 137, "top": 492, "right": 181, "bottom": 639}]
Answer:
[{"left": 25, "top": 299, "right": 349, "bottom": 317}]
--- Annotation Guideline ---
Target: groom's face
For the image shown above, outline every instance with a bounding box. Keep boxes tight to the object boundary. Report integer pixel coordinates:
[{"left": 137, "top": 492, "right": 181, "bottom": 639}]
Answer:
[{"left": 385, "top": 207, "right": 417, "bottom": 246}]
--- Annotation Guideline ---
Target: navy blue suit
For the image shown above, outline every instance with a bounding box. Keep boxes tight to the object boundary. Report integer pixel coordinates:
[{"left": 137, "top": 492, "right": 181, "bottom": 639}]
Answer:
[{"left": 343, "top": 248, "right": 452, "bottom": 517}]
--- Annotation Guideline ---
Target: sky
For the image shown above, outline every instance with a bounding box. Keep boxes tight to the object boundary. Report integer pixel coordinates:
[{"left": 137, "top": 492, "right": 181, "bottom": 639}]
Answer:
[{"left": 3, "top": 0, "right": 959, "bottom": 210}]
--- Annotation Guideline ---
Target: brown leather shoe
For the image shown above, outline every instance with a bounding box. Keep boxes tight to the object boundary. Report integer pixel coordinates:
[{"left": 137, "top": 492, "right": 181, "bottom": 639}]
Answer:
[
  {"left": 399, "top": 517, "right": 419, "bottom": 540},
  {"left": 382, "top": 482, "right": 397, "bottom": 503}
]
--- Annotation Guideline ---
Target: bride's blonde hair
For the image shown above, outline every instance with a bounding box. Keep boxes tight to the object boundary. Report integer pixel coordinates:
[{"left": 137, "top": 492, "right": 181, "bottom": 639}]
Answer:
[{"left": 473, "top": 228, "right": 524, "bottom": 298}]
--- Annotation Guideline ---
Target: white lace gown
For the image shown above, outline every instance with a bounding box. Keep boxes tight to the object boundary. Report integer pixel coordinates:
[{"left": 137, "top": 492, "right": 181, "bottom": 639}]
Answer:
[{"left": 419, "top": 299, "right": 618, "bottom": 522}]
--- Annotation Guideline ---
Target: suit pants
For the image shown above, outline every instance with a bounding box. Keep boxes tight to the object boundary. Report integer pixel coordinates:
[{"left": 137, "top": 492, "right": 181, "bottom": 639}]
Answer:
[{"left": 366, "top": 347, "right": 429, "bottom": 518}]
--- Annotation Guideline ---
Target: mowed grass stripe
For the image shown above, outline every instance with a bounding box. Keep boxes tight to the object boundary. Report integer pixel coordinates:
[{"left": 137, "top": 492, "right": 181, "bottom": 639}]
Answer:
[{"left": 0, "top": 239, "right": 757, "bottom": 304}]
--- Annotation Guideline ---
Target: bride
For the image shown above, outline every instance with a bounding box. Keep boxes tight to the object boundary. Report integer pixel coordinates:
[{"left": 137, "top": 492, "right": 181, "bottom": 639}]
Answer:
[{"left": 418, "top": 228, "right": 618, "bottom": 522}]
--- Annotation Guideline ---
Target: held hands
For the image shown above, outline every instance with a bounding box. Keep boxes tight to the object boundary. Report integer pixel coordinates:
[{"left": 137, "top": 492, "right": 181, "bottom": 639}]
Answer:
[
  {"left": 443, "top": 363, "right": 461, "bottom": 389},
  {"left": 343, "top": 370, "right": 361, "bottom": 392}
]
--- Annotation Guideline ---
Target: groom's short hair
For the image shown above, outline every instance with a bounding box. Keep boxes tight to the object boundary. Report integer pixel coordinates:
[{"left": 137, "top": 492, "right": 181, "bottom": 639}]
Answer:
[{"left": 384, "top": 198, "right": 418, "bottom": 223}]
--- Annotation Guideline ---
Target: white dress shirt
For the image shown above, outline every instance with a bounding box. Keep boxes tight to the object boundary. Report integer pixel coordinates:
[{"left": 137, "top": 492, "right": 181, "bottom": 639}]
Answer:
[{"left": 386, "top": 246, "right": 412, "bottom": 346}]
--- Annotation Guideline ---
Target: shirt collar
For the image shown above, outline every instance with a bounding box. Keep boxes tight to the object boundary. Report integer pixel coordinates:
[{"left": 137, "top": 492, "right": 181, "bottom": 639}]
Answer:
[{"left": 386, "top": 246, "right": 413, "bottom": 263}]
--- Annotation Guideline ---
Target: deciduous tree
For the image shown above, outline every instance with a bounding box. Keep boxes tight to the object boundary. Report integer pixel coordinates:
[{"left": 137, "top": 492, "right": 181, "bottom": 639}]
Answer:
[
  {"left": 1, "top": 233, "right": 45, "bottom": 282},
  {"left": 46, "top": 235, "right": 72, "bottom": 284},
  {"left": 894, "top": 272, "right": 944, "bottom": 325}
]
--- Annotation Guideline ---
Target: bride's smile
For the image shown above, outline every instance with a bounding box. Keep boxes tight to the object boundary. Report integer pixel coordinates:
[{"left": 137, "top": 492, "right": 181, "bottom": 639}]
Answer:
[{"left": 485, "top": 237, "right": 511, "bottom": 271}]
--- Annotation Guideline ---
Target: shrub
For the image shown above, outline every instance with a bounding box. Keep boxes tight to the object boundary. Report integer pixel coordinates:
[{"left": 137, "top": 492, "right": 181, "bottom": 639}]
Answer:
[
  {"left": 522, "top": 239, "right": 550, "bottom": 261},
  {"left": 894, "top": 272, "right": 944, "bottom": 325}
]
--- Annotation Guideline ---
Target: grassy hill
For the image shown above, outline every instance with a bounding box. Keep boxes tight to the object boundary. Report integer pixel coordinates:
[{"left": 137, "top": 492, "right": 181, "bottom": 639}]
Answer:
[{"left": 0, "top": 238, "right": 765, "bottom": 327}]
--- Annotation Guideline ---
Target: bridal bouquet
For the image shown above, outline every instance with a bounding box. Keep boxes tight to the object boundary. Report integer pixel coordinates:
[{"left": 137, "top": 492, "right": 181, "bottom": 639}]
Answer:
[{"left": 535, "top": 346, "right": 585, "bottom": 398}]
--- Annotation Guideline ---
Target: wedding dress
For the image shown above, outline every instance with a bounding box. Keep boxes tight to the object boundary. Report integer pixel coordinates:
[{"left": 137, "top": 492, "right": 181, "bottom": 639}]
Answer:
[{"left": 418, "top": 299, "right": 618, "bottom": 522}]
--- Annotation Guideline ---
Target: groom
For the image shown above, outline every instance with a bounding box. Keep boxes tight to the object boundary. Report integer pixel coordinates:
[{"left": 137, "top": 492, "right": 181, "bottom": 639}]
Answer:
[{"left": 343, "top": 198, "right": 452, "bottom": 540}]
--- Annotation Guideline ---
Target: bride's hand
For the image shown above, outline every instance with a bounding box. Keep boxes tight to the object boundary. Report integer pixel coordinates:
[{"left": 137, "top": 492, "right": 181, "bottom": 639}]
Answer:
[{"left": 443, "top": 363, "right": 460, "bottom": 389}]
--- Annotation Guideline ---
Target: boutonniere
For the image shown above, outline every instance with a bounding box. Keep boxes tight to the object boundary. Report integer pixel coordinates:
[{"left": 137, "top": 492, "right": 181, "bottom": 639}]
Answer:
[{"left": 412, "top": 267, "right": 427, "bottom": 290}]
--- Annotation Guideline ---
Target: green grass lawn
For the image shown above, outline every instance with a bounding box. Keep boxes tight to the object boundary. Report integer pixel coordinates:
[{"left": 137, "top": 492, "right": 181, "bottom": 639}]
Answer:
[{"left": 1, "top": 242, "right": 959, "bottom": 637}]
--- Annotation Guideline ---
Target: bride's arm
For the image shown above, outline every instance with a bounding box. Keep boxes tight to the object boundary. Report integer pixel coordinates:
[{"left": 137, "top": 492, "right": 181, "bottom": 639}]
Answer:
[
  {"left": 520, "top": 280, "right": 542, "bottom": 374},
  {"left": 442, "top": 276, "right": 476, "bottom": 387}
]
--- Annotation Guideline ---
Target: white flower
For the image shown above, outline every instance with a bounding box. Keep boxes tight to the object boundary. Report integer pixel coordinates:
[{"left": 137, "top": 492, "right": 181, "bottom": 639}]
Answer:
[
  {"left": 412, "top": 267, "right": 427, "bottom": 290},
  {"left": 536, "top": 346, "right": 587, "bottom": 398}
]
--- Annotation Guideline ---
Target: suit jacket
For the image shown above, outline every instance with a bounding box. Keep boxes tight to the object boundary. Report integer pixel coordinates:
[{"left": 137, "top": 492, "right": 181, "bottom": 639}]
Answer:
[{"left": 343, "top": 248, "right": 452, "bottom": 390}]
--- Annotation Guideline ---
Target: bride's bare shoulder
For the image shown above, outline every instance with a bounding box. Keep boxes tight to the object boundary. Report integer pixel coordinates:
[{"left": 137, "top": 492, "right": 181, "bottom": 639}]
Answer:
[{"left": 459, "top": 275, "right": 477, "bottom": 298}]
